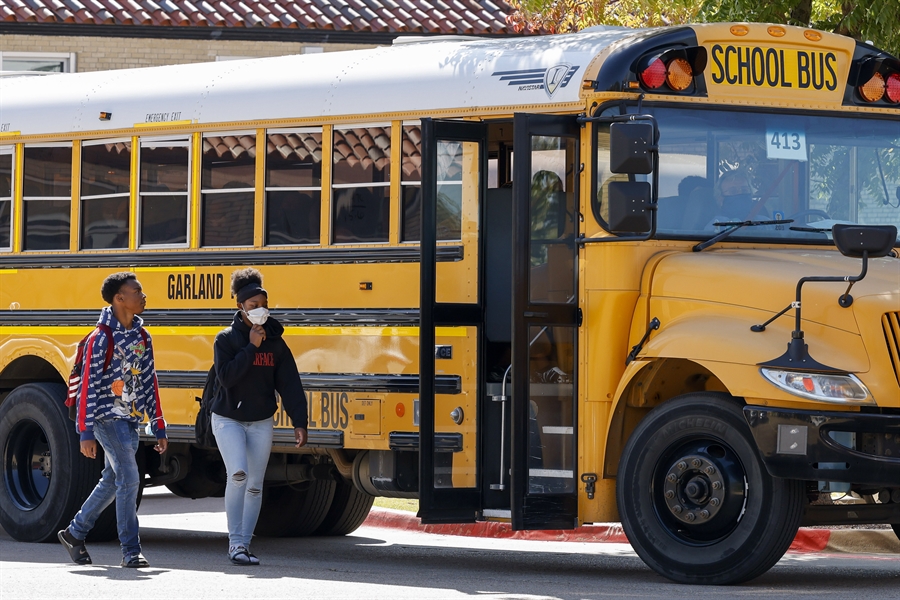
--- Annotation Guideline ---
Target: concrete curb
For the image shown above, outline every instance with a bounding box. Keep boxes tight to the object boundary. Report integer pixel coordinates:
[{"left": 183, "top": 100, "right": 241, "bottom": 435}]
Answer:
[{"left": 363, "top": 508, "right": 900, "bottom": 554}]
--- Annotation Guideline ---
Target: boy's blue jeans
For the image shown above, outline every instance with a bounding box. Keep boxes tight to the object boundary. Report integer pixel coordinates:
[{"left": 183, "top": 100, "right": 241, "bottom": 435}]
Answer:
[
  {"left": 211, "top": 412, "right": 273, "bottom": 549},
  {"left": 68, "top": 419, "right": 141, "bottom": 558}
]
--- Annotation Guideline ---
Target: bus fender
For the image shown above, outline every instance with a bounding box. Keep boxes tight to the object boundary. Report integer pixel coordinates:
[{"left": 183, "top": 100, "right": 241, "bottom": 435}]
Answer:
[
  {"left": 603, "top": 313, "right": 868, "bottom": 478},
  {"left": 0, "top": 343, "right": 70, "bottom": 399}
]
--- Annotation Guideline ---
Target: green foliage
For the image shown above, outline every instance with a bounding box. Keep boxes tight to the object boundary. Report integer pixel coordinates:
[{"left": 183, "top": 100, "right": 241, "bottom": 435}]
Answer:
[
  {"left": 698, "top": 0, "right": 900, "bottom": 56},
  {"left": 506, "top": 0, "right": 900, "bottom": 56},
  {"left": 506, "top": 1, "right": 701, "bottom": 33}
]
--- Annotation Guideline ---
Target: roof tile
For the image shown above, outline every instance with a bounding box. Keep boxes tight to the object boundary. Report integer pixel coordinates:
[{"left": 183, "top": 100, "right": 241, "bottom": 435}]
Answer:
[{"left": 0, "top": 0, "right": 519, "bottom": 34}]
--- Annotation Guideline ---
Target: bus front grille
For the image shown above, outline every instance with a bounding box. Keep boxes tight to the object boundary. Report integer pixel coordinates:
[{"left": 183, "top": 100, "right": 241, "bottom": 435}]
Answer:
[{"left": 883, "top": 312, "right": 900, "bottom": 387}]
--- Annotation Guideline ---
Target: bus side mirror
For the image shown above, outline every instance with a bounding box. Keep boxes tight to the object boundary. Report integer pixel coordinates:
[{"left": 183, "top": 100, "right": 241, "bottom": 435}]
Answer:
[
  {"left": 832, "top": 224, "right": 897, "bottom": 258},
  {"left": 609, "top": 122, "right": 654, "bottom": 174},
  {"left": 607, "top": 181, "right": 651, "bottom": 233}
]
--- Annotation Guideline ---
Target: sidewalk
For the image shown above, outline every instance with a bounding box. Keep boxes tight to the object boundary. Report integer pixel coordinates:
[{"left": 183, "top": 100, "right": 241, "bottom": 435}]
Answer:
[{"left": 362, "top": 508, "right": 900, "bottom": 554}]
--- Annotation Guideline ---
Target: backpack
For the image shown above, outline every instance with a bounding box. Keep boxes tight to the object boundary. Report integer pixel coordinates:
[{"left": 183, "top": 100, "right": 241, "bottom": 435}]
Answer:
[
  {"left": 194, "top": 327, "right": 240, "bottom": 449},
  {"left": 194, "top": 364, "right": 220, "bottom": 449},
  {"left": 66, "top": 324, "right": 149, "bottom": 421}
]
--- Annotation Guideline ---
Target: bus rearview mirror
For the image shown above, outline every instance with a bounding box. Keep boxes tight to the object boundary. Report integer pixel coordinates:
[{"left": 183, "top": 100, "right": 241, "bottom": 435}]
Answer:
[
  {"left": 832, "top": 224, "right": 897, "bottom": 258},
  {"left": 607, "top": 181, "right": 651, "bottom": 233},
  {"left": 609, "top": 122, "right": 654, "bottom": 174}
]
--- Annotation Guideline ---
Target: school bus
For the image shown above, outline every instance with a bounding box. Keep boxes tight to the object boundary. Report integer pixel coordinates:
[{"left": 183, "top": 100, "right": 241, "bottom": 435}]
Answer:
[{"left": 1, "top": 22, "right": 898, "bottom": 584}]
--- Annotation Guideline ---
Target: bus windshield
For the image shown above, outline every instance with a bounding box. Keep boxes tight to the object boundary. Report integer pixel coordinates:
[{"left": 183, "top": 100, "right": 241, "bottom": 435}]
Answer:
[{"left": 596, "top": 106, "right": 900, "bottom": 244}]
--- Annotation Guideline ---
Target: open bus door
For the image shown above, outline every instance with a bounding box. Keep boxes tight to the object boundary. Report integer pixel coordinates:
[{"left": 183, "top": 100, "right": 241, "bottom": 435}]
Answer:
[
  {"left": 511, "top": 114, "right": 580, "bottom": 529},
  {"left": 418, "top": 118, "right": 488, "bottom": 524}
]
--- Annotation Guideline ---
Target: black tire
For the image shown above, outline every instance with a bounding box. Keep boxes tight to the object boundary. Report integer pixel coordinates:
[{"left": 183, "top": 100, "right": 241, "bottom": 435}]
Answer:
[
  {"left": 165, "top": 448, "right": 226, "bottom": 499},
  {"left": 616, "top": 393, "right": 804, "bottom": 585},
  {"left": 314, "top": 477, "right": 374, "bottom": 536},
  {"left": 254, "top": 478, "right": 336, "bottom": 537},
  {"left": 0, "top": 383, "right": 117, "bottom": 542}
]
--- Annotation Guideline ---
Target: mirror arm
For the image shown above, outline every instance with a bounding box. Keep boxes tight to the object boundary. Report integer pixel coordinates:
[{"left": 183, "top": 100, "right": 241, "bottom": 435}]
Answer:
[
  {"left": 755, "top": 243, "right": 875, "bottom": 373},
  {"left": 838, "top": 251, "right": 868, "bottom": 307}
]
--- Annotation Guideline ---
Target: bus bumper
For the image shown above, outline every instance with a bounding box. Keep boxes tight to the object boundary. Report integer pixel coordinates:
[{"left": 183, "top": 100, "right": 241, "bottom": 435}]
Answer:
[{"left": 743, "top": 405, "right": 900, "bottom": 487}]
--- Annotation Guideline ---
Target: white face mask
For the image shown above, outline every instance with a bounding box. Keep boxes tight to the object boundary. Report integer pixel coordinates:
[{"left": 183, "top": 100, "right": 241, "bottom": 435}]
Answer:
[{"left": 243, "top": 307, "right": 269, "bottom": 325}]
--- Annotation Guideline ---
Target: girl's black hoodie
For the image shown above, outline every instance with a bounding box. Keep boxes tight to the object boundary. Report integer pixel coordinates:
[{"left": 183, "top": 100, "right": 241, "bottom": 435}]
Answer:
[{"left": 210, "top": 311, "right": 308, "bottom": 428}]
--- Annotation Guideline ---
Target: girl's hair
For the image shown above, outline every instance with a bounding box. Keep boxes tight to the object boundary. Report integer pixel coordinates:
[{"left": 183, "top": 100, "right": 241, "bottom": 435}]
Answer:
[{"left": 230, "top": 267, "right": 263, "bottom": 296}]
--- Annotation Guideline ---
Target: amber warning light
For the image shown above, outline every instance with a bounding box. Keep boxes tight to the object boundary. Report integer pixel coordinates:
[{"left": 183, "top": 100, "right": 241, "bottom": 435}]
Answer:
[{"left": 855, "top": 56, "right": 900, "bottom": 104}]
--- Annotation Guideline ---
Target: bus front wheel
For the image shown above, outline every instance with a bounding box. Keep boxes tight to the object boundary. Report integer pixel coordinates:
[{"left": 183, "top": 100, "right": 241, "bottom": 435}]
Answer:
[{"left": 617, "top": 393, "right": 804, "bottom": 585}]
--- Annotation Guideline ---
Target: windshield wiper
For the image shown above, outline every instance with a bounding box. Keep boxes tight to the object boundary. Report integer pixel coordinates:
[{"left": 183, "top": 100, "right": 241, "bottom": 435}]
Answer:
[
  {"left": 692, "top": 219, "right": 794, "bottom": 252},
  {"left": 789, "top": 225, "right": 831, "bottom": 233}
]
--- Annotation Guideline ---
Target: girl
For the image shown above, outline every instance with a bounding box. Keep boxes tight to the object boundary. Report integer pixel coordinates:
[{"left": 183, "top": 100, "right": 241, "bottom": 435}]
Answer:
[{"left": 211, "top": 268, "right": 308, "bottom": 565}]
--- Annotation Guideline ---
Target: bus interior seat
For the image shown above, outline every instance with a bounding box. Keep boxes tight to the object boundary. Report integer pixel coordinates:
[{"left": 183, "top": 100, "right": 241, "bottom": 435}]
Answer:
[
  {"left": 681, "top": 187, "right": 718, "bottom": 230},
  {"left": 656, "top": 195, "right": 687, "bottom": 230}
]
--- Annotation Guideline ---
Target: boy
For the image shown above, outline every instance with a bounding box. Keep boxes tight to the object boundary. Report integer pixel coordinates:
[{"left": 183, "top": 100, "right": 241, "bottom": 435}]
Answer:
[{"left": 58, "top": 272, "right": 167, "bottom": 568}]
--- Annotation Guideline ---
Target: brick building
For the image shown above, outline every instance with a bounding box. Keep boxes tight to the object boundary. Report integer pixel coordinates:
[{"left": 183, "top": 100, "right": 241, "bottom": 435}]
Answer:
[{"left": 0, "top": 0, "right": 520, "bottom": 73}]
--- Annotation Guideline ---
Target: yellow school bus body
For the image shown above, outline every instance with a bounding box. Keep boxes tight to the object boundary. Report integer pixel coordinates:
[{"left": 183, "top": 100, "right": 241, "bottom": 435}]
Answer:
[{"left": 1, "top": 22, "right": 898, "bottom": 584}]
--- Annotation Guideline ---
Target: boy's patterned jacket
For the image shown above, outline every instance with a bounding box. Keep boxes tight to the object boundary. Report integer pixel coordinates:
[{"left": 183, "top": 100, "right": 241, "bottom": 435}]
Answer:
[{"left": 76, "top": 306, "right": 166, "bottom": 442}]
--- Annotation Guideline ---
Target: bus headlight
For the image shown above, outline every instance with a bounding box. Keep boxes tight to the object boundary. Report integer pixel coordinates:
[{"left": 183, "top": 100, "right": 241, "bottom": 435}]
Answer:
[{"left": 760, "top": 369, "right": 875, "bottom": 405}]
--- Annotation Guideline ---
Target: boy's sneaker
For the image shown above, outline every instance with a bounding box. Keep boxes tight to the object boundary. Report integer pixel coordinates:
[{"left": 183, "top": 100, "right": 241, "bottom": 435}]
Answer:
[
  {"left": 57, "top": 528, "right": 91, "bottom": 565},
  {"left": 228, "top": 545, "right": 254, "bottom": 565},
  {"left": 121, "top": 553, "right": 150, "bottom": 568}
]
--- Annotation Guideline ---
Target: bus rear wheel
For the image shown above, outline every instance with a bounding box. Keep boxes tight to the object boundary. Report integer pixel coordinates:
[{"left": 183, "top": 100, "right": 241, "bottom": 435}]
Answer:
[
  {"left": 314, "top": 476, "right": 374, "bottom": 536},
  {"left": 617, "top": 392, "right": 804, "bottom": 585},
  {"left": 0, "top": 383, "right": 117, "bottom": 543},
  {"left": 254, "top": 478, "right": 336, "bottom": 537}
]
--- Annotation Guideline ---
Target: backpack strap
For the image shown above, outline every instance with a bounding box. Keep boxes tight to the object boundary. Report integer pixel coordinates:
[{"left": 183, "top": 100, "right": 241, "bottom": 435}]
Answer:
[{"left": 96, "top": 323, "right": 114, "bottom": 373}]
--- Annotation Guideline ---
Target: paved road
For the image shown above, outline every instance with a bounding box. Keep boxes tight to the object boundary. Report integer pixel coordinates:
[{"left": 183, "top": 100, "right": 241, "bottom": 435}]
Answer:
[{"left": 2, "top": 488, "right": 898, "bottom": 600}]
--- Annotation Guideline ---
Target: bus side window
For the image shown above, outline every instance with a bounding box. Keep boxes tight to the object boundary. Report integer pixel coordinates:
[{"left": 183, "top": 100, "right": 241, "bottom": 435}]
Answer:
[
  {"left": 400, "top": 124, "right": 422, "bottom": 242},
  {"left": 201, "top": 134, "right": 255, "bottom": 247},
  {"left": 332, "top": 126, "right": 390, "bottom": 244},
  {"left": 401, "top": 134, "right": 464, "bottom": 243},
  {"left": 23, "top": 145, "right": 71, "bottom": 251},
  {"left": 265, "top": 130, "right": 322, "bottom": 245},
  {"left": 0, "top": 149, "right": 12, "bottom": 250},
  {"left": 139, "top": 141, "right": 189, "bottom": 247},
  {"left": 81, "top": 141, "right": 130, "bottom": 250}
]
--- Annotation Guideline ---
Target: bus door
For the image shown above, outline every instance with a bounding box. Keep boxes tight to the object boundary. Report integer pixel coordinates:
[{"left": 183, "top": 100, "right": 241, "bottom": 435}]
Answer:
[
  {"left": 418, "top": 118, "right": 488, "bottom": 524},
  {"left": 511, "top": 114, "right": 580, "bottom": 529}
]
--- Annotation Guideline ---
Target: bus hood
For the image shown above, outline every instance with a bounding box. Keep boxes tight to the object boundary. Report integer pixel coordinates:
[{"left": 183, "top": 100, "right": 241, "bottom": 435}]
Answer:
[{"left": 650, "top": 248, "right": 900, "bottom": 334}]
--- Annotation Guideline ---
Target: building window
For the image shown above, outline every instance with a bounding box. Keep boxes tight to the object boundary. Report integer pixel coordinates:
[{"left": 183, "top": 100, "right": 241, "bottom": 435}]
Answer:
[
  {"left": 0, "top": 147, "right": 12, "bottom": 250},
  {"left": 201, "top": 133, "right": 255, "bottom": 247},
  {"left": 23, "top": 145, "right": 71, "bottom": 251},
  {"left": 81, "top": 140, "right": 130, "bottom": 250},
  {"left": 139, "top": 138, "right": 189, "bottom": 247},
  {"left": 265, "top": 129, "right": 322, "bottom": 246},
  {"left": 332, "top": 126, "right": 390, "bottom": 244},
  {"left": 0, "top": 52, "right": 75, "bottom": 73}
]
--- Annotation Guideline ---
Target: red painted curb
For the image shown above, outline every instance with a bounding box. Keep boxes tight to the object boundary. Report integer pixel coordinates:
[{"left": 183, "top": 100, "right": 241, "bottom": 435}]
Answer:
[
  {"left": 365, "top": 508, "right": 626, "bottom": 543},
  {"left": 364, "top": 508, "right": 835, "bottom": 550},
  {"left": 789, "top": 528, "right": 830, "bottom": 552}
]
